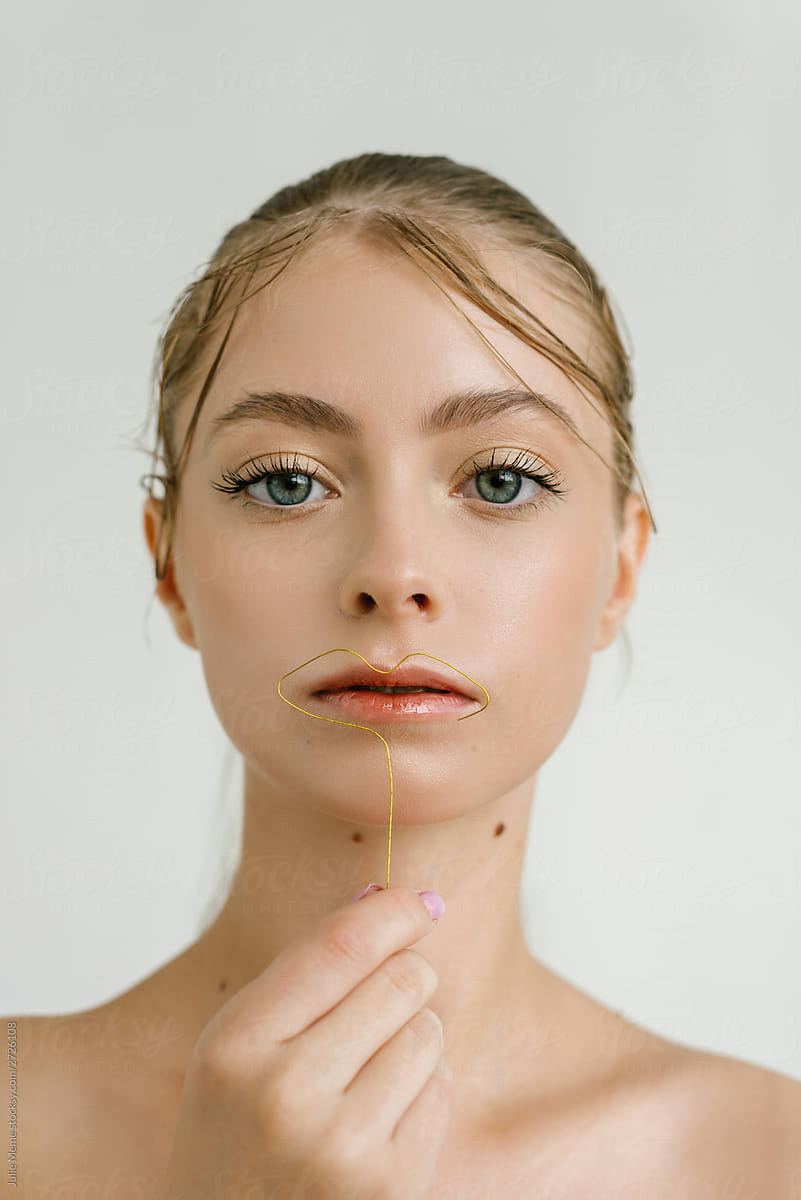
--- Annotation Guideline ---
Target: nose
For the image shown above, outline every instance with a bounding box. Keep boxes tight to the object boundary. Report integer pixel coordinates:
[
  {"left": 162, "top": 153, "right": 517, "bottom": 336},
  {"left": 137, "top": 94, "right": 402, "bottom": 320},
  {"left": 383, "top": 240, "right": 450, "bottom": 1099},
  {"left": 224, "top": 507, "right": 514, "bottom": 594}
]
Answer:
[
  {"left": 343, "top": 564, "right": 440, "bottom": 620},
  {"left": 353, "top": 587, "right": 430, "bottom": 616},
  {"left": 335, "top": 493, "right": 447, "bottom": 622}
]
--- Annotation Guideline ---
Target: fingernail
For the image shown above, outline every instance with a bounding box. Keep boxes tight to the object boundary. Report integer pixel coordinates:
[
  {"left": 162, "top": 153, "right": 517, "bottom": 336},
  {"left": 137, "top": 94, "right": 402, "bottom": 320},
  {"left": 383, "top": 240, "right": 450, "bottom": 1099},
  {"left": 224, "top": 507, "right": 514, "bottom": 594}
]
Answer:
[
  {"left": 417, "top": 890, "right": 445, "bottom": 921},
  {"left": 350, "top": 882, "right": 384, "bottom": 903}
]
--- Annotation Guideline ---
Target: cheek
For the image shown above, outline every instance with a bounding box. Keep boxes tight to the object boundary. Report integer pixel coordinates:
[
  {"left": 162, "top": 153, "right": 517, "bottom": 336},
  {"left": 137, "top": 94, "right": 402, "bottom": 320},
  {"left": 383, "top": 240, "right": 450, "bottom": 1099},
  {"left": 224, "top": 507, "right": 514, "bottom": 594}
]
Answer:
[
  {"left": 185, "top": 527, "right": 322, "bottom": 647},
  {"left": 179, "top": 532, "right": 322, "bottom": 752},
  {"left": 496, "top": 529, "right": 611, "bottom": 756},
  {"left": 531, "top": 535, "right": 610, "bottom": 653},
  {"left": 175, "top": 505, "right": 320, "bottom": 689}
]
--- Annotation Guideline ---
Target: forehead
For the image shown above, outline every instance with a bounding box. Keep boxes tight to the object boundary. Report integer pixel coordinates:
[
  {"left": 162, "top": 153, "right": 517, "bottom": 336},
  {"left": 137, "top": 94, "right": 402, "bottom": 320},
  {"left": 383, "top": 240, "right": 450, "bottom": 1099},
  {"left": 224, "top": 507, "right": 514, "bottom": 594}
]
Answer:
[{"left": 184, "top": 233, "right": 611, "bottom": 459}]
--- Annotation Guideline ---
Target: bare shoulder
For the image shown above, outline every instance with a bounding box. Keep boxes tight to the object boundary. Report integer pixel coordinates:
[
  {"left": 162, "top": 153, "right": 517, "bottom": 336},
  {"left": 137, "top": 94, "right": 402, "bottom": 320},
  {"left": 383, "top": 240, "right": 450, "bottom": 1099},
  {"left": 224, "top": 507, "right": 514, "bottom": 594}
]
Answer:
[
  {"left": 7, "top": 1008, "right": 176, "bottom": 1196},
  {"left": 630, "top": 1037, "right": 801, "bottom": 1197},
  {"left": 7, "top": 1014, "right": 68, "bottom": 1137},
  {"left": 514, "top": 963, "right": 801, "bottom": 1195},
  {"left": 548, "top": 996, "right": 801, "bottom": 1200},
  {"left": 6, "top": 1013, "right": 80, "bottom": 1194},
  {"left": 678, "top": 1044, "right": 801, "bottom": 1193}
]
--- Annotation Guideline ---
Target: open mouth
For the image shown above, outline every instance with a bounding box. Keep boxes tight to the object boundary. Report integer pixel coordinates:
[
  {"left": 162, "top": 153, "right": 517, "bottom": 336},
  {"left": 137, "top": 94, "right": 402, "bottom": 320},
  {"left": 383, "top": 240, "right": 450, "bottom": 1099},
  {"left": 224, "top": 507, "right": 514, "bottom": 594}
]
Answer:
[
  {"left": 311, "top": 684, "right": 474, "bottom": 721},
  {"left": 325, "top": 685, "right": 451, "bottom": 695}
]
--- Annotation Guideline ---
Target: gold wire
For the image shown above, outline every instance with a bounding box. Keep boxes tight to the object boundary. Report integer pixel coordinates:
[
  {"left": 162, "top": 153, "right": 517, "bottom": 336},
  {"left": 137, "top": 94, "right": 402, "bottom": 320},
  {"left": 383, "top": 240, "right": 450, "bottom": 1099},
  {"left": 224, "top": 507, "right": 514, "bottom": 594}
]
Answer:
[{"left": 277, "top": 650, "right": 490, "bottom": 891}]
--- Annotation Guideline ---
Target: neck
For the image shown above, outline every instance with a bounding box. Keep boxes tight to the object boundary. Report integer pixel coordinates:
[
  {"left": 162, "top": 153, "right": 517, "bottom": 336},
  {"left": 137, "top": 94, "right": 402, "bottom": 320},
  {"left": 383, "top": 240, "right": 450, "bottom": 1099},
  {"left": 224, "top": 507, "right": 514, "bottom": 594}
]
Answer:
[{"left": 134, "top": 766, "right": 543, "bottom": 1129}]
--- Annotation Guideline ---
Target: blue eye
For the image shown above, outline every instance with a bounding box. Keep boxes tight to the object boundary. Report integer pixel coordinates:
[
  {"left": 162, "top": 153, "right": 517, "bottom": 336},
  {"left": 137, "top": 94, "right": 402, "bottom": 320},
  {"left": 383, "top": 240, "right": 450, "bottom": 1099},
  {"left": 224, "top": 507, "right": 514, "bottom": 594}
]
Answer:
[
  {"left": 212, "top": 452, "right": 327, "bottom": 510},
  {"left": 212, "top": 449, "right": 568, "bottom": 518},
  {"left": 460, "top": 449, "right": 568, "bottom": 513}
]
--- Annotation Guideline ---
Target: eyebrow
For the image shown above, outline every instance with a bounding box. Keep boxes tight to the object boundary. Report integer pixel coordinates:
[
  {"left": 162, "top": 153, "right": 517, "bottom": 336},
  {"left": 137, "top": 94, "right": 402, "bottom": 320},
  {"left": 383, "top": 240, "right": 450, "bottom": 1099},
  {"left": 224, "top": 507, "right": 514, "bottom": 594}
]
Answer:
[{"left": 203, "top": 385, "right": 582, "bottom": 451}]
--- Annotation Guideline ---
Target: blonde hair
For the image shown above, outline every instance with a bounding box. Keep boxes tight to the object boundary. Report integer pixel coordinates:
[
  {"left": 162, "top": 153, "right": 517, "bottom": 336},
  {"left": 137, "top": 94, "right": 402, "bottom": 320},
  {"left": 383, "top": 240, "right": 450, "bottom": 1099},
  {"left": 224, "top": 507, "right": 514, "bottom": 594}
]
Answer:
[{"left": 137, "top": 151, "right": 656, "bottom": 584}]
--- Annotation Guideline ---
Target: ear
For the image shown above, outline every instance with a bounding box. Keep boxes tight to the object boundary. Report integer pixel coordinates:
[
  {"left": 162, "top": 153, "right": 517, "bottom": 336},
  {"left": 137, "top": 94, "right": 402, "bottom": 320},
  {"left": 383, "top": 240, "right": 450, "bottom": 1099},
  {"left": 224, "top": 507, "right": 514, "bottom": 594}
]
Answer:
[
  {"left": 142, "top": 495, "right": 198, "bottom": 650},
  {"left": 594, "top": 492, "right": 651, "bottom": 652}
]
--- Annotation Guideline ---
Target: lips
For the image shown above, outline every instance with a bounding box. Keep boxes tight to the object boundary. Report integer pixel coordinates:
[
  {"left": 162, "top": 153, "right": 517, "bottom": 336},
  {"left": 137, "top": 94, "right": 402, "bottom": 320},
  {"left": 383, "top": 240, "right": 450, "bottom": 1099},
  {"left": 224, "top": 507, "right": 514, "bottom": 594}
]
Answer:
[{"left": 310, "top": 661, "right": 475, "bottom": 700}]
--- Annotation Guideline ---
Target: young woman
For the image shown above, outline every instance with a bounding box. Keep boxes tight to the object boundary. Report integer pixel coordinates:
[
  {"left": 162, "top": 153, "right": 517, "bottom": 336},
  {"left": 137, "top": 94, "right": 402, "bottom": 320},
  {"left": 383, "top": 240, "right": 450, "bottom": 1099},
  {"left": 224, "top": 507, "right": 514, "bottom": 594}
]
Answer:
[{"left": 16, "top": 153, "right": 801, "bottom": 1198}]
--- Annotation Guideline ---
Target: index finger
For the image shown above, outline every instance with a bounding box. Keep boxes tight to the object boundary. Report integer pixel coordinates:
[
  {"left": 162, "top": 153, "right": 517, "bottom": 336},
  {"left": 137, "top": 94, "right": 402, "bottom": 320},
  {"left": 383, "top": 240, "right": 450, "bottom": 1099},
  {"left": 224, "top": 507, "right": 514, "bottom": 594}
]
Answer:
[{"left": 215, "top": 886, "right": 442, "bottom": 1048}]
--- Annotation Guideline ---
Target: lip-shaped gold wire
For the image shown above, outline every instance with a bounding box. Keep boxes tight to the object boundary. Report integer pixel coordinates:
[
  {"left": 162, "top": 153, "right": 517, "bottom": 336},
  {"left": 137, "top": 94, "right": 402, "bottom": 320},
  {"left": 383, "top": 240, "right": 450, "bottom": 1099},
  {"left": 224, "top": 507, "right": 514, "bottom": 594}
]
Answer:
[{"left": 277, "top": 649, "right": 490, "bottom": 890}]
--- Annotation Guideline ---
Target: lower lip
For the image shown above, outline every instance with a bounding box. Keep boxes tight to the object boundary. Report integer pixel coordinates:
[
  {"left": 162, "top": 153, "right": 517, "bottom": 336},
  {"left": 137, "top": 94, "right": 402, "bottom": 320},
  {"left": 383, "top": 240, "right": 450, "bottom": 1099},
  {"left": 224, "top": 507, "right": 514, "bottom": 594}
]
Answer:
[{"left": 310, "top": 689, "right": 477, "bottom": 721}]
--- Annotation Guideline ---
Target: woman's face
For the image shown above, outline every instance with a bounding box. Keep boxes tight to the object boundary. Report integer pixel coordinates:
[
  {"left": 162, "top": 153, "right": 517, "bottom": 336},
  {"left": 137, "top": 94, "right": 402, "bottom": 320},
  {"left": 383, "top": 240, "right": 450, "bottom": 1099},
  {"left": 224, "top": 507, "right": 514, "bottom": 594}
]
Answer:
[{"left": 145, "top": 234, "right": 641, "bottom": 827}]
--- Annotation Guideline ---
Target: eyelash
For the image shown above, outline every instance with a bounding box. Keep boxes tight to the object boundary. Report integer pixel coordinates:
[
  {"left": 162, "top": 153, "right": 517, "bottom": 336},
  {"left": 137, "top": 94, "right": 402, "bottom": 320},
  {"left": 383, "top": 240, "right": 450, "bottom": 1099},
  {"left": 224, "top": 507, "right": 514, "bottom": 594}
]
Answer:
[{"left": 212, "top": 449, "right": 569, "bottom": 519}]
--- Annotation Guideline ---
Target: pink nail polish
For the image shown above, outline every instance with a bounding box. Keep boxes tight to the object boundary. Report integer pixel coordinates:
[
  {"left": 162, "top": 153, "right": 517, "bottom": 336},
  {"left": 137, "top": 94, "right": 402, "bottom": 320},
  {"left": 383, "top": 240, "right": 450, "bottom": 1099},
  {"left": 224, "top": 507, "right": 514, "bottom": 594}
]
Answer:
[
  {"left": 351, "top": 882, "right": 384, "bottom": 903},
  {"left": 417, "top": 890, "right": 445, "bottom": 921}
]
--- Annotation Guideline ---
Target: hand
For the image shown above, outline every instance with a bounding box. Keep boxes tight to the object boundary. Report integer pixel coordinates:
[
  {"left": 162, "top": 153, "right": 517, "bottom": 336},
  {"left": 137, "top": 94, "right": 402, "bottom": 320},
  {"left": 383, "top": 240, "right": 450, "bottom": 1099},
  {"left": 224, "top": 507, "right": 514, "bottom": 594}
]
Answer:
[{"left": 158, "top": 885, "right": 453, "bottom": 1199}]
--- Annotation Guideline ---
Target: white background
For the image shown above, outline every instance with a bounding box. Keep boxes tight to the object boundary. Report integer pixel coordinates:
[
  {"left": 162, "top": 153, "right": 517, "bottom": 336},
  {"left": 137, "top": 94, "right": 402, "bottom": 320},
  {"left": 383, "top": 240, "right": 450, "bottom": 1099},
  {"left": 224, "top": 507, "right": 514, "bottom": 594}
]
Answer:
[{"left": 3, "top": 0, "right": 800, "bottom": 1081}]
